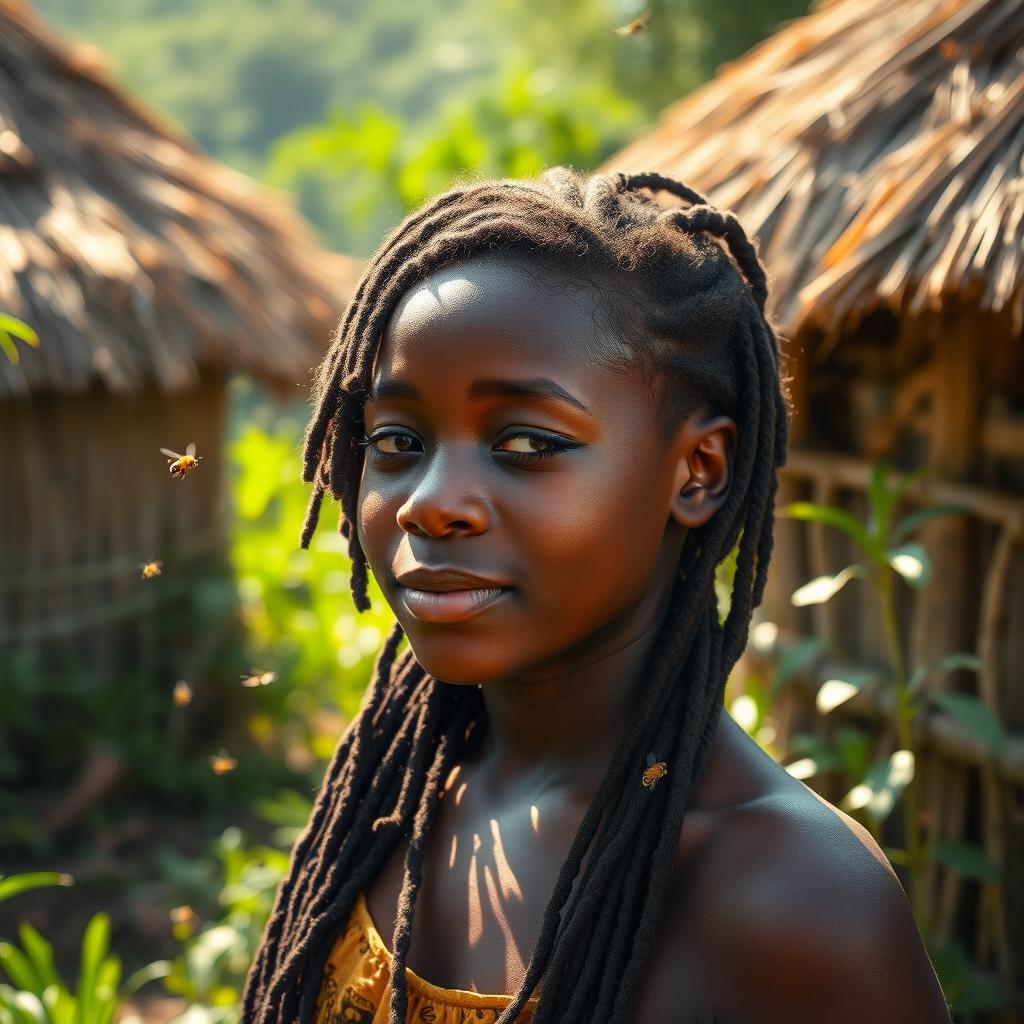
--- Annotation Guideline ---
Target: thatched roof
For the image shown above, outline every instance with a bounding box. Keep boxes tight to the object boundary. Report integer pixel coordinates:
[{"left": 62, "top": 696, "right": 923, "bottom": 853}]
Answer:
[
  {"left": 0, "top": 0, "right": 358, "bottom": 399},
  {"left": 604, "top": 0, "right": 1024, "bottom": 343}
]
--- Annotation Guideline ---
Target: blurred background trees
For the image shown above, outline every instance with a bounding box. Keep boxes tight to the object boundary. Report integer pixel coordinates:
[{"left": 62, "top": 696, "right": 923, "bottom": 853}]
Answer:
[{"left": 34, "top": 0, "right": 809, "bottom": 254}]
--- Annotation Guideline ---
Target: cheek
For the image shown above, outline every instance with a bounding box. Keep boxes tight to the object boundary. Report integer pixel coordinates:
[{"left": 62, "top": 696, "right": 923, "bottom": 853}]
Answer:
[
  {"left": 355, "top": 466, "right": 402, "bottom": 578},
  {"left": 508, "top": 458, "right": 668, "bottom": 619}
]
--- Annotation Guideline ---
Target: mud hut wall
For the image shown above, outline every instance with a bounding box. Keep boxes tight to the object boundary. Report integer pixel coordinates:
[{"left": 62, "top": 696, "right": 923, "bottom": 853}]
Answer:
[{"left": 0, "top": 373, "right": 231, "bottom": 683}]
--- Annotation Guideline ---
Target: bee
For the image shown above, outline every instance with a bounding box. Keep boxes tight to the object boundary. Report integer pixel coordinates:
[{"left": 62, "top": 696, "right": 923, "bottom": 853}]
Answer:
[
  {"left": 641, "top": 752, "right": 668, "bottom": 789},
  {"left": 169, "top": 905, "right": 195, "bottom": 927},
  {"left": 172, "top": 680, "right": 193, "bottom": 707},
  {"left": 209, "top": 751, "right": 237, "bottom": 775},
  {"left": 614, "top": 9, "right": 650, "bottom": 35},
  {"left": 160, "top": 442, "right": 203, "bottom": 479},
  {"left": 241, "top": 668, "right": 276, "bottom": 688},
  {"left": 141, "top": 560, "right": 162, "bottom": 579},
  {"left": 169, "top": 904, "right": 196, "bottom": 939}
]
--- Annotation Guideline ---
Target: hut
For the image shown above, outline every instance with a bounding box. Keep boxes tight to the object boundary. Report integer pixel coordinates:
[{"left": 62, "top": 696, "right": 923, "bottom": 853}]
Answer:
[
  {"left": 605, "top": 0, "right": 1024, "bottom": 1017},
  {"left": 0, "top": 0, "right": 356, "bottom": 786}
]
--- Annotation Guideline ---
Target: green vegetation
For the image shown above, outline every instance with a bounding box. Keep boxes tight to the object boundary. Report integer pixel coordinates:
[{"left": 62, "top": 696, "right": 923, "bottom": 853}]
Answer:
[{"left": 33, "top": 0, "right": 811, "bottom": 254}]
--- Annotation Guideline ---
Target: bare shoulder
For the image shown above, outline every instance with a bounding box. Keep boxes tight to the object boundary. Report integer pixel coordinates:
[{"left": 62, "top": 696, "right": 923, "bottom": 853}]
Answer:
[{"left": 700, "top": 788, "right": 953, "bottom": 1024}]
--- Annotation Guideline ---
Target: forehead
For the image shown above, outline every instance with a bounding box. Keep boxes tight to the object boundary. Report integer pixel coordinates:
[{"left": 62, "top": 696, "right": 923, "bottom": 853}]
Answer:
[{"left": 372, "top": 255, "right": 634, "bottom": 388}]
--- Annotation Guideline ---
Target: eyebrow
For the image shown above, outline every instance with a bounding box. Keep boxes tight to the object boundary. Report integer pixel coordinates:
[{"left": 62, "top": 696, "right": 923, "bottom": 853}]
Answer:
[{"left": 368, "top": 376, "right": 589, "bottom": 412}]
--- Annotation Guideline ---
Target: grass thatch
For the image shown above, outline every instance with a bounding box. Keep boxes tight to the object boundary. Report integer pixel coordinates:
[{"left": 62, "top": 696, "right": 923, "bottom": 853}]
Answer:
[
  {"left": 0, "top": 0, "right": 358, "bottom": 399},
  {"left": 605, "top": 0, "right": 1024, "bottom": 342}
]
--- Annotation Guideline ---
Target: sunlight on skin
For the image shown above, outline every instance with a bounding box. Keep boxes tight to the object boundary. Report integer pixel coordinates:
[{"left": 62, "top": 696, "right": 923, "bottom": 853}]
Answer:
[
  {"left": 489, "top": 819, "right": 523, "bottom": 901},
  {"left": 467, "top": 832, "right": 483, "bottom": 947},
  {"left": 530, "top": 804, "right": 540, "bottom": 835},
  {"left": 483, "top": 863, "right": 527, "bottom": 988}
]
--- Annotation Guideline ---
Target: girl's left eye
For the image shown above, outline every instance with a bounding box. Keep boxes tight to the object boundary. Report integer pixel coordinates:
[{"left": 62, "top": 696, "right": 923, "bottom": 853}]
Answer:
[{"left": 494, "top": 432, "right": 581, "bottom": 464}]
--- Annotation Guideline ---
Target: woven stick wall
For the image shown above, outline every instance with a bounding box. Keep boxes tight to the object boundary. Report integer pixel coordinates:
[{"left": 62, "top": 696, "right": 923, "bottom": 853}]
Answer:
[{"left": 604, "top": 0, "right": 1024, "bottom": 1018}]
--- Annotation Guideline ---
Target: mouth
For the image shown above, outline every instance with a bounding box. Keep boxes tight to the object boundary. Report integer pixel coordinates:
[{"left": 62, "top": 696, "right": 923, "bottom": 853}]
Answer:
[
  {"left": 393, "top": 563, "right": 513, "bottom": 624},
  {"left": 398, "top": 585, "right": 512, "bottom": 624}
]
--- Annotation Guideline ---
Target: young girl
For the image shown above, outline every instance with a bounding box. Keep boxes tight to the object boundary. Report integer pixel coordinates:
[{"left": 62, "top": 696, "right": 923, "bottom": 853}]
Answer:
[{"left": 241, "top": 168, "right": 952, "bottom": 1024}]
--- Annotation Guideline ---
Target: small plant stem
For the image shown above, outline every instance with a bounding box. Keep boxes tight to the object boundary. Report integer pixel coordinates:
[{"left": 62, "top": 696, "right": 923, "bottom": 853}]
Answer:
[{"left": 878, "top": 566, "right": 930, "bottom": 938}]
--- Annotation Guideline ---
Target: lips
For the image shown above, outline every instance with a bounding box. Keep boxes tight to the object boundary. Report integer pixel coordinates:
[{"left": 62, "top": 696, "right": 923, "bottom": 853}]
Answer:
[{"left": 394, "top": 565, "right": 512, "bottom": 624}]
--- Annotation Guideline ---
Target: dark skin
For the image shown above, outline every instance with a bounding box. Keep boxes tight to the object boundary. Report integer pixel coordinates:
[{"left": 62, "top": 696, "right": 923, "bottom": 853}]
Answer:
[{"left": 355, "top": 255, "right": 952, "bottom": 1023}]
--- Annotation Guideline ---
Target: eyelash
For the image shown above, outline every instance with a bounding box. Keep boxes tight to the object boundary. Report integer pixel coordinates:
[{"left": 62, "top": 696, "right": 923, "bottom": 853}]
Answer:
[{"left": 357, "top": 429, "right": 581, "bottom": 467}]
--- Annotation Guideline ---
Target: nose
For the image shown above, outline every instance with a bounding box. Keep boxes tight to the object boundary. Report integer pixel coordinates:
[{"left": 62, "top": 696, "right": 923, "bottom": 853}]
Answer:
[{"left": 396, "top": 447, "right": 489, "bottom": 538}]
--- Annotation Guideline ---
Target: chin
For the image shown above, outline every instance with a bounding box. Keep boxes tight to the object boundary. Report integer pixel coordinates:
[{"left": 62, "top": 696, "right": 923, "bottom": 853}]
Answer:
[{"left": 400, "top": 631, "right": 521, "bottom": 686}]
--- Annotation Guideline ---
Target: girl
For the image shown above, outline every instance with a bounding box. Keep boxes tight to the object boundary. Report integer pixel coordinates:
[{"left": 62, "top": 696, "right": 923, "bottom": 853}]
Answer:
[{"left": 242, "top": 168, "right": 952, "bottom": 1024}]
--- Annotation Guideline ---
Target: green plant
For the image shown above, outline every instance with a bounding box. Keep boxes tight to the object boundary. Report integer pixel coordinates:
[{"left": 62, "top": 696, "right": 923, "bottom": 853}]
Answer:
[
  {"left": 0, "top": 873, "right": 171, "bottom": 1024},
  {"left": 778, "top": 461, "right": 1013, "bottom": 1016},
  {"left": 161, "top": 827, "right": 290, "bottom": 1024},
  {"left": 0, "top": 877, "right": 72, "bottom": 907},
  {"left": 0, "top": 315, "right": 38, "bottom": 365}
]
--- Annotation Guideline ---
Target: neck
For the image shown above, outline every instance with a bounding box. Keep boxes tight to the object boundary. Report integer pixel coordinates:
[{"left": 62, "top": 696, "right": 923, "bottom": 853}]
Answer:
[{"left": 469, "top": 574, "right": 679, "bottom": 806}]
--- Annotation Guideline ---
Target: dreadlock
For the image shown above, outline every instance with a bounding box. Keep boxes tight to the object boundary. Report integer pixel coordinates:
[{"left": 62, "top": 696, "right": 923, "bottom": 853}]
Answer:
[{"left": 241, "top": 166, "right": 791, "bottom": 1024}]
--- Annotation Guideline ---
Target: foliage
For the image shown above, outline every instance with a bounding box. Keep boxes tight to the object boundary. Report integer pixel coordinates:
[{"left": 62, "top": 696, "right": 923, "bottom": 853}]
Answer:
[
  {"left": 773, "top": 461, "right": 1013, "bottom": 1015},
  {"left": 159, "top": 824, "right": 297, "bottom": 1024},
  {"left": 0, "top": 874, "right": 170, "bottom": 1024},
  {"left": 34, "top": 0, "right": 812, "bottom": 256},
  {"left": 0, "top": 315, "right": 39, "bottom": 366},
  {"left": 227, "top": 381, "right": 397, "bottom": 767},
  {"left": 0, "top": 878, "right": 71, "bottom": 908},
  {"left": 265, "top": 64, "right": 640, "bottom": 255}
]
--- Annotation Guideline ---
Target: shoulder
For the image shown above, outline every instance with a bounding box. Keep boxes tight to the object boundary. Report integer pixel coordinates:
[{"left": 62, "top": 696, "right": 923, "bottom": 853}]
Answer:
[{"left": 697, "top": 790, "right": 952, "bottom": 1024}]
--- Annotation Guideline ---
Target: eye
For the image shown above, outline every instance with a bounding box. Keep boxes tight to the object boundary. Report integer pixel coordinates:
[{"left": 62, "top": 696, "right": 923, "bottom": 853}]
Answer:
[
  {"left": 494, "top": 431, "right": 582, "bottom": 465},
  {"left": 496, "top": 434, "right": 552, "bottom": 454},
  {"left": 358, "top": 430, "right": 421, "bottom": 460}
]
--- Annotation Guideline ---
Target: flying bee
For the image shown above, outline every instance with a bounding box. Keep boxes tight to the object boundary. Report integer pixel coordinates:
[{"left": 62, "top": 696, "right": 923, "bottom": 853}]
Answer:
[
  {"left": 241, "top": 668, "right": 276, "bottom": 688},
  {"left": 160, "top": 442, "right": 203, "bottom": 479},
  {"left": 141, "top": 560, "right": 162, "bottom": 579},
  {"left": 209, "top": 751, "right": 237, "bottom": 775},
  {"left": 614, "top": 9, "right": 650, "bottom": 35},
  {"left": 172, "top": 680, "right": 193, "bottom": 707},
  {"left": 169, "top": 905, "right": 195, "bottom": 927},
  {"left": 642, "top": 752, "right": 668, "bottom": 789}
]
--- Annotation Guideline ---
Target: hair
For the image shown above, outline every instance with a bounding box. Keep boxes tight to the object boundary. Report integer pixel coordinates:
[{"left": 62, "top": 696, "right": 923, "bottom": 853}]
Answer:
[{"left": 241, "top": 167, "right": 791, "bottom": 1024}]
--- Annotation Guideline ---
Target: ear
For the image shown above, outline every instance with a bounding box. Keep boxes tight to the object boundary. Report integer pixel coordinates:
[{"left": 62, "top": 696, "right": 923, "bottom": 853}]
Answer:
[{"left": 668, "top": 411, "right": 736, "bottom": 529}]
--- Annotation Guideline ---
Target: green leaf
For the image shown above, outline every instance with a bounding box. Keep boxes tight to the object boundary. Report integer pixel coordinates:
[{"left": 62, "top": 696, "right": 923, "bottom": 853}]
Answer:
[
  {"left": 841, "top": 749, "right": 915, "bottom": 826},
  {"left": 834, "top": 726, "right": 872, "bottom": 781},
  {"left": 815, "top": 670, "right": 878, "bottom": 714},
  {"left": 46, "top": 985, "right": 75, "bottom": 1024},
  {"left": 15, "top": 925, "right": 59, "bottom": 992},
  {"left": 791, "top": 564, "right": 869, "bottom": 606},
  {"left": 778, "top": 502, "right": 878, "bottom": 559},
  {"left": 929, "top": 692, "right": 1008, "bottom": 757},
  {"left": 866, "top": 461, "right": 894, "bottom": 543},
  {"left": 907, "top": 665, "right": 928, "bottom": 698},
  {"left": 908, "top": 652, "right": 983, "bottom": 698},
  {"left": 0, "top": 874, "right": 73, "bottom": 904},
  {"left": 0, "top": 989, "right": 44, "bottom": 1024},
  {"left": 769, "top": 635, "right": 826, "bottom": 696},
  {"left": 937, "top": 652, "right": 983, "bottom": 675},
  {"left": 0, "top": 315, "right": 39, "bottom": 345},
  {"left": 92, "top": 957, "right": 120, "bottom": 1024},
  {"left": 887, "top": 543, "right": 931, "bottom": 588},
  {"left": 891, "top": 464, "right": 939, "bottom": 507},
  {"left": 74, "top": 914, "right": 110, "bottom": 1024},
  {"left": 119, "top": 960, "right": 173, "bottom": 1002},
  {"left": 891, "top": 503, "right": 971, "bottom": 544},
  {"left": 0, "top": 333, "right": 20, "bottom": 365},
  {"left": 0, "top": 944, "right": 42, "bottom": 995},
  {"left": 930, "top": 840, "right": 1000, "bottom": 882}
]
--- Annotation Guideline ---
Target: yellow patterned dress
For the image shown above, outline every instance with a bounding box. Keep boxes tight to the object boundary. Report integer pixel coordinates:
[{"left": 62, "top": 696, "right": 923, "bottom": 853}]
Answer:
[{"left": 314, "top": 892, "right": 540, "bottom": 1024}]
